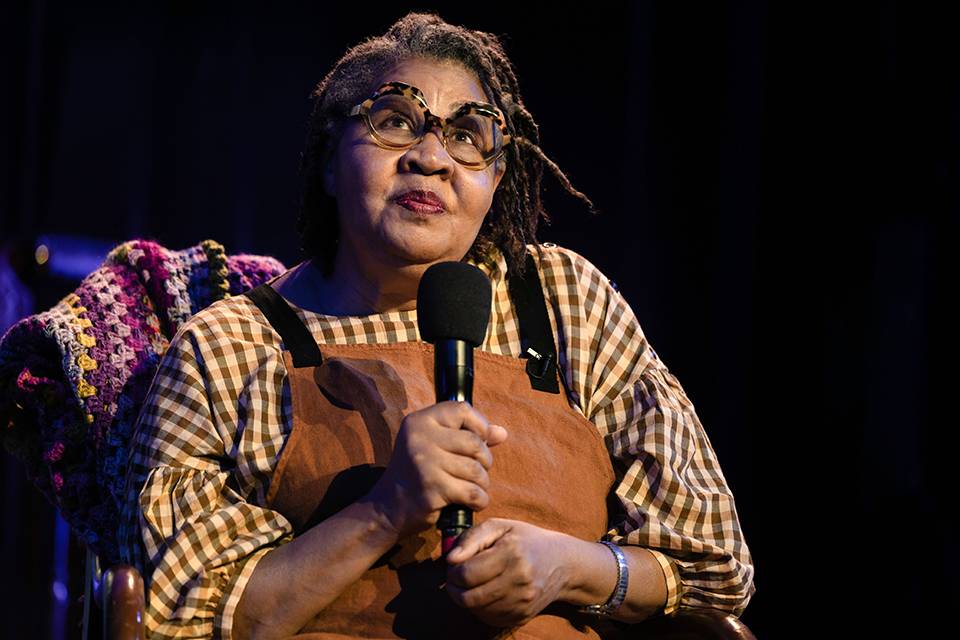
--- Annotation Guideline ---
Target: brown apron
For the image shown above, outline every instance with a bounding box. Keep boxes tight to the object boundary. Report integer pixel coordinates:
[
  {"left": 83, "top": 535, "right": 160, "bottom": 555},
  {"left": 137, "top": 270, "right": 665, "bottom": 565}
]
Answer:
[{"left": 245, "top": 258, "right": 617, "bottom": 639}]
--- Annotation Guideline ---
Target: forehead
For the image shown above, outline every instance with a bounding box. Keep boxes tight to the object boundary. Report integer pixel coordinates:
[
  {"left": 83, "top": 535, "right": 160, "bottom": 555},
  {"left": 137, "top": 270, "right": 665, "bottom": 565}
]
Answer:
[{"left": 372, "top": 58, "right": 490, "bottom": 111}]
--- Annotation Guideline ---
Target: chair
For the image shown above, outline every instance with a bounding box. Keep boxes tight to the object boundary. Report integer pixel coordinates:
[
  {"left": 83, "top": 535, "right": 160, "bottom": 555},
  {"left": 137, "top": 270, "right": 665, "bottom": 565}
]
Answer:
[
  {"left": 94, "top": 561, "right": 756, "bottom": 639},
  {"left": 0, "top": 239, "right": 755, "bottom": 639},
  {"left": 91, "top": 559, "right": 146, "bottom": 640}
]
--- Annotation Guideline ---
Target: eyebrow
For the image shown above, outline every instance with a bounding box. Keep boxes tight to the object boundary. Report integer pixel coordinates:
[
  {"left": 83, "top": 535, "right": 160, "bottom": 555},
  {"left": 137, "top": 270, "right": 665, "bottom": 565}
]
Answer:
[
  {"left": 380, "top": 81, "right": 497, "bottom": 115},
  {"left": 444, "top": 98, "right": 498, "bottom": 114}
]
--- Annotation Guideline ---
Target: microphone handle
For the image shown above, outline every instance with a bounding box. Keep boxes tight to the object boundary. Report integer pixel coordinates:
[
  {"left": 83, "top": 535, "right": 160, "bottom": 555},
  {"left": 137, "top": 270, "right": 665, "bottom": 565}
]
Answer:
[{"left": 434, "top": 339, "right": 474, "bottom": 555}]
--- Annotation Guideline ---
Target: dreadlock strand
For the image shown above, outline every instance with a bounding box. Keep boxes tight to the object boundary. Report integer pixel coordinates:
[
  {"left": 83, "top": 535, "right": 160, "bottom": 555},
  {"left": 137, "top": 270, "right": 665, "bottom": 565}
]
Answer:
[
  {"left": 297, "top": 12, "right": 598, "bottom": 279},
  {"left": 517, "top": 136, "right": 597, "bottom": 215}
]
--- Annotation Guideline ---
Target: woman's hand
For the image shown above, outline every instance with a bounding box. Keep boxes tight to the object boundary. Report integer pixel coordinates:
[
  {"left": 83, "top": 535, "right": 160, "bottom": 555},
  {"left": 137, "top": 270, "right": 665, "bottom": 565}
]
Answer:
[
  {"left": 365, "top": 401, "right": 508, "bottom": 539},
  {"left": 444, "top": 518, "right": 576, "bottom": 628}
]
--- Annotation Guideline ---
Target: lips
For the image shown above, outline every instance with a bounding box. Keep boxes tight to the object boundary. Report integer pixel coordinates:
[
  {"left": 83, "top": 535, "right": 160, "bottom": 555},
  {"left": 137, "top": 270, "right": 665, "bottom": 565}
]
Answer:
[{"left": 393, "top": 189, "right": 446, "bottom": 214}]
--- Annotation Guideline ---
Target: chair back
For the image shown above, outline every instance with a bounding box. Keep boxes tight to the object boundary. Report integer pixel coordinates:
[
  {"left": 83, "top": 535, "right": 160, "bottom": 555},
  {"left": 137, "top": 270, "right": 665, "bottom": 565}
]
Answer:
[{"left": 0, "top": 239, "right": 284, "bottom": 566}]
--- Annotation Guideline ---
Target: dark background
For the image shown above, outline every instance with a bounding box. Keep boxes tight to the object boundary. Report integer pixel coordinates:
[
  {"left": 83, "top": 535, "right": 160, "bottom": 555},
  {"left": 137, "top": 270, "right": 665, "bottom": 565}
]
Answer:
[{"left": 2, "top": 1, "right": 955, "bottom": 637}]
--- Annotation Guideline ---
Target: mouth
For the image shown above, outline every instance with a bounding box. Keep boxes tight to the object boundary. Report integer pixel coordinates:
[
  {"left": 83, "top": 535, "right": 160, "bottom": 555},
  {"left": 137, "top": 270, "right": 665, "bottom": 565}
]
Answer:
[{"left": 392, "top": 189, "right": 446, "bottom": 214}]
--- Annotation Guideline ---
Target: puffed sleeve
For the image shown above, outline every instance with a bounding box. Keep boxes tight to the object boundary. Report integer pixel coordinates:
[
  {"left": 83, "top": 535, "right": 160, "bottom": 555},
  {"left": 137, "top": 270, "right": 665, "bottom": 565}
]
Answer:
[
  {"left": 538, "top": 245, "right": 755, "bottom": 616},
  {"left": 119, "top": 297, "right": 295, "bottom": 639}
]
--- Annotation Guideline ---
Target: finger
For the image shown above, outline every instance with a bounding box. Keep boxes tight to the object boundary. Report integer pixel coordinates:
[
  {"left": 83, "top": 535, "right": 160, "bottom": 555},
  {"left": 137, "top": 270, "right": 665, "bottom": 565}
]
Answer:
[
  {"left": 446, "top": 543, "right": 509, "bottom": 589},
  {"left": 435, "top": 401, "right": 502, "bottom": 445},
  {"left": 452, "top": 401, "right": 494, "bottom": 443},
  {"left": 437, "top": 429, "right": 493, "bottom": 470},
  {"left": 440, "top": 477, "right": 491, "bottom": 512},
  {"left": 446, "top": 518, "right": 512, "bottom": 564},
  {"left": 445, "top": 571, "right": 514, "bottom": 611},
  {"left": 432, "top": 427, "right": 492, "bottom": 469},
  {"left": 486, "top": 424, "right": 508, "bottom": 447},
  {"left": 440, "top": 452, "right": 489, "bottom": 489}
]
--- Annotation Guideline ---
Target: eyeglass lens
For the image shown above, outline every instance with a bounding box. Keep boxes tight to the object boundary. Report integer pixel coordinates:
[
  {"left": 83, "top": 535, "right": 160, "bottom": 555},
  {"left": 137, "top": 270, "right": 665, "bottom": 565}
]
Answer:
[{"left": 366, "top": 94, "right": 503, "bottom": 164}]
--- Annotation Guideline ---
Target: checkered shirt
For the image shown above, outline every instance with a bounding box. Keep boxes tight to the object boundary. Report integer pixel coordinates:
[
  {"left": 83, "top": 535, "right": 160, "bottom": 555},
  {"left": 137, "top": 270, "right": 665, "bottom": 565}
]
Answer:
[{"left": 120, "top": 244, "right": 754, "bottom": 638}]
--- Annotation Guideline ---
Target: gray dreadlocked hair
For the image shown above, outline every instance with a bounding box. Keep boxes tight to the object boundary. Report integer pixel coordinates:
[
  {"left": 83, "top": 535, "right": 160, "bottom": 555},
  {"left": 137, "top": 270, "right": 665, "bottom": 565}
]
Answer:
[{"left": 297, "top": 11, "right": 595, "bottom": 277}]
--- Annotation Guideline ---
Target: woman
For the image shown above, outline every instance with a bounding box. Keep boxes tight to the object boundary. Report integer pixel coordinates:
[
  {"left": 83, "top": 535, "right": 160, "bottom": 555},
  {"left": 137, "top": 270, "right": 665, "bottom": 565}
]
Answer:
[{"left": 121, "top": 13, "right": 754, "bottom": 639}]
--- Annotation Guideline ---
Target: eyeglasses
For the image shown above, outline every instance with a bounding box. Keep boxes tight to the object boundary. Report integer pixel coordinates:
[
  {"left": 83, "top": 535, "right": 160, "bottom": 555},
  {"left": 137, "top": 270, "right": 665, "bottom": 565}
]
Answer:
[{"left": 348, "top": 81, "right": 512, "bottom": 170}]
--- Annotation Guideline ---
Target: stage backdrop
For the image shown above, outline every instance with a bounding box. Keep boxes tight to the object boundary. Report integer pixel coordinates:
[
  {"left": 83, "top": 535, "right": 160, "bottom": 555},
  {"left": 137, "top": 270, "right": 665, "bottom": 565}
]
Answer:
[{"left": 2, "top": 2, "right": 955, "bottom": 637}]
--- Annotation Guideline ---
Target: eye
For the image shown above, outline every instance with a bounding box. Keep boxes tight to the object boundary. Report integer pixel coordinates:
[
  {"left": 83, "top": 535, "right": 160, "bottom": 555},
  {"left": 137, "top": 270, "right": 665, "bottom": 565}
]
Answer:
[
  {"left": 450, "top": 128, "right": 480, "bottom": 147},
  {"left": 382, "top": 113, "right": 414, "bottom": 130}
]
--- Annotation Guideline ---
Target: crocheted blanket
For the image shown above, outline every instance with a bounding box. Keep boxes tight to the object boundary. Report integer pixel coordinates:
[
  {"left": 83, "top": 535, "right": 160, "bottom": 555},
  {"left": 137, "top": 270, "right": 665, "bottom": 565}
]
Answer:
[{"left": 0, "top": 239, "right": 285, "bottom": 565}]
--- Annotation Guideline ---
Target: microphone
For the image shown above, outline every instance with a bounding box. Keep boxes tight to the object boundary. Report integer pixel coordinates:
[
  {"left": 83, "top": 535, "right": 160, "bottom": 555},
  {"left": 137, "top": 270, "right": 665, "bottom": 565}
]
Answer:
[{"left": 416, "top": 261, "right": 492, "bottom": 556}]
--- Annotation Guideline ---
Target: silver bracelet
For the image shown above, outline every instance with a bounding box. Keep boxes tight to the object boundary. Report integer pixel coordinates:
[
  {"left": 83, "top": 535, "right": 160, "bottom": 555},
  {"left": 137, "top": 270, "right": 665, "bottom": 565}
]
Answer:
[{"left": 580, "top": 541, "right": 629, "bottom": 616}]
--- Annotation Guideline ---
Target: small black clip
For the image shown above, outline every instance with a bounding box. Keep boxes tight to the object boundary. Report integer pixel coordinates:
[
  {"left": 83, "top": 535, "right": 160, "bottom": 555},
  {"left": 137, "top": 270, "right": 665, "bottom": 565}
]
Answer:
[{"left": 524, "top": 347, "right": 554, "bottom": 379}]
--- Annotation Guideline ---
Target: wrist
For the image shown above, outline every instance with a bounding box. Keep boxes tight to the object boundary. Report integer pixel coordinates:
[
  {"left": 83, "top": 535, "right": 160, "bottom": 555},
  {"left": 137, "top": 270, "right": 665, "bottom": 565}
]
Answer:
[
  {"left": 557, "top": 537, "right": 620, "bottom": 606},
  {"left": 351, "top": 495, "right": 402, "bottom": 548},
  {"left": 579, "top": 541, "right": 628, "bottom": 616}
]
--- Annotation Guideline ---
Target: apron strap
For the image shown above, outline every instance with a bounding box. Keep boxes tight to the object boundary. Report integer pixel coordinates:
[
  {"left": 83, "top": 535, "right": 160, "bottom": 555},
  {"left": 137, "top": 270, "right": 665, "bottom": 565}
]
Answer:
[
  {"left": 244, "top": 284, "right": 323, "bottom": 368},
  {"left": 243, "top": 256, "right": 559, "bottom": 391},
  {"left": 507, "top": 252, "right": 561, "bottom": 394}
]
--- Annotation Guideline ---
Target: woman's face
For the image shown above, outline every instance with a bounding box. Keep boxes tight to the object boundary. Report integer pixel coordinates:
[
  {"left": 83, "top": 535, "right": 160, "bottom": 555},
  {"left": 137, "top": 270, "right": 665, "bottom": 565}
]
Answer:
[{"left": 325, "top": 58, "right": 506, "bottom": 274}]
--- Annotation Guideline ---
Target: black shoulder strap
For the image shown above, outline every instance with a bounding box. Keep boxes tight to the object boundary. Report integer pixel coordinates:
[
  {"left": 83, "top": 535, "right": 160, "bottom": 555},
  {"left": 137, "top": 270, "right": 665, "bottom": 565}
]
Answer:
[
  {"left": 244, "top": 264, "right": 556, "bottom": 383},
  {"left": 507, "top": 252, "right": 560, "bottom": 394},
  {"left": 244, "top": 284, "right": 323, "bottom": 368}
]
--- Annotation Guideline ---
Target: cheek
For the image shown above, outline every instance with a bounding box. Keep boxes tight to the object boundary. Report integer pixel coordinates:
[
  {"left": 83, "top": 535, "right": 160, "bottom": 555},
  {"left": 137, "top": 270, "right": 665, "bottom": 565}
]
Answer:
[
  {"left": 339, "top": 145, "right": 382, "bottom": 189},
  {"left": 466, "top": 171, "right": 500, "bottom": 214},
  {"left": 335, "top": 147, "right": 401, "bottom": 215}
]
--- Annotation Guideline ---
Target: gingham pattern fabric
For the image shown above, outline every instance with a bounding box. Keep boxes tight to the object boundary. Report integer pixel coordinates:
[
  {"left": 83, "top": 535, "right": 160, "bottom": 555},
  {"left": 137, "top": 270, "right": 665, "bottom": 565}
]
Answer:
[{"left": 120, "top": 244, "right": 754, "bottom": 639}]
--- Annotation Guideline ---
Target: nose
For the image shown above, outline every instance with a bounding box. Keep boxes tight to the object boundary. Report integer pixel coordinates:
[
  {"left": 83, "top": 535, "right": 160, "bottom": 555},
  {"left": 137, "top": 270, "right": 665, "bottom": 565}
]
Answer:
[{"left": 398, "top": 126, "right": 455, "bottom": 178}]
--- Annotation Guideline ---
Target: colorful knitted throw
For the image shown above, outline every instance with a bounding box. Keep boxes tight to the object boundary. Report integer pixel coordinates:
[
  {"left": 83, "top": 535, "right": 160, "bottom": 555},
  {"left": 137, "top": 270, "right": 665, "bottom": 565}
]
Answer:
[{"left": 0, "top": 239, "right": 285, "bottom": 565}]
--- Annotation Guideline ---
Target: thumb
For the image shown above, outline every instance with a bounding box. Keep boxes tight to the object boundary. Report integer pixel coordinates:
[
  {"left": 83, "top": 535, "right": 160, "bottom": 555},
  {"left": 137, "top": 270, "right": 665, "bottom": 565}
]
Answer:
[
  {"left": 446, "top": 519, "right": 511, "bottom": 564},
  {"left": 486, "top": 423, "right": 509, "bottom": 447}
]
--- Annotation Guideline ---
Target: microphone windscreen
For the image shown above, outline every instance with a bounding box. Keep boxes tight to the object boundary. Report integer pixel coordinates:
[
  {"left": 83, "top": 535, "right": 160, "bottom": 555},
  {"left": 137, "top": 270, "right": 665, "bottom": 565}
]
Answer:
[{"left": 417, "top": 262, "right": 492, "bottom": 346}]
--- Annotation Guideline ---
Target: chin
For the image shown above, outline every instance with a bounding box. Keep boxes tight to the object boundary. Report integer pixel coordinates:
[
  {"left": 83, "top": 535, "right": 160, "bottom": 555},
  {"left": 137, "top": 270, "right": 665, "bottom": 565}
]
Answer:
[
  {"left": 384, "top": 248, "right": 452, "bottom": 269},
  {"left": 379, "top": 234, "right": 466, "bottom": 268}
]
